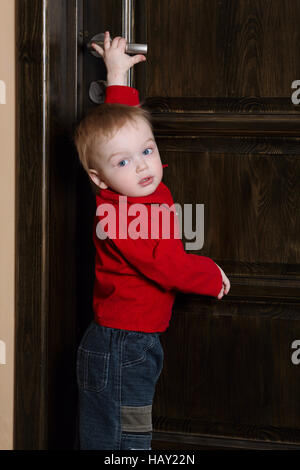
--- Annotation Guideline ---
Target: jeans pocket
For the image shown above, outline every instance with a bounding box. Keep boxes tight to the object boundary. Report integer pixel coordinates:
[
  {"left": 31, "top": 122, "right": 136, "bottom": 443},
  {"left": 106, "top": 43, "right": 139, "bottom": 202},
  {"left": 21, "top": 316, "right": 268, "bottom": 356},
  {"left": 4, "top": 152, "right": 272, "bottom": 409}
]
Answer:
[
  {"left": 77, "top": 347, "right": 110, "bottom": 393},
  {"left": 122, "top": 333, "right": 155, "bottom": 368}
]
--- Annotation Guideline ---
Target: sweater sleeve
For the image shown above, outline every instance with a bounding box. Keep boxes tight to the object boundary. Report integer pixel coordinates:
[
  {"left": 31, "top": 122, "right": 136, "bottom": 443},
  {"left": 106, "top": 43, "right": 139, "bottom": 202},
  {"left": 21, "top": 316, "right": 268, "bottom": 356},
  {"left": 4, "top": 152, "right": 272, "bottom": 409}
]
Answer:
[
  {"left": 107, "top": 236, "right": 223, "bottom": 298},
  {"left": 104, "top": 85, "right": 140, "bottom": 106}
]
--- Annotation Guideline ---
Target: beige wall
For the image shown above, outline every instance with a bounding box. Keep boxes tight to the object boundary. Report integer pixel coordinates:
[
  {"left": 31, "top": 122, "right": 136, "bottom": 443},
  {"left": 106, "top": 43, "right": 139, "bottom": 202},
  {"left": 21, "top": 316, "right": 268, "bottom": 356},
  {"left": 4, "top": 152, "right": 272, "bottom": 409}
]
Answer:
[{"left": 0, "top": 0, "right": 15, "bottom": 450}]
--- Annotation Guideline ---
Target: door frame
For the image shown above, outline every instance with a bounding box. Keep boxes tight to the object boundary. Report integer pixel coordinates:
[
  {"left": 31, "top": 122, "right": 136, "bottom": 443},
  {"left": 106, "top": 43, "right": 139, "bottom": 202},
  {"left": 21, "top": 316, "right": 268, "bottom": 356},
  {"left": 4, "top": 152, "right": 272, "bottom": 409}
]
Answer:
[{"left": 15, "top": 0, "right": 80, "bottom": 449}]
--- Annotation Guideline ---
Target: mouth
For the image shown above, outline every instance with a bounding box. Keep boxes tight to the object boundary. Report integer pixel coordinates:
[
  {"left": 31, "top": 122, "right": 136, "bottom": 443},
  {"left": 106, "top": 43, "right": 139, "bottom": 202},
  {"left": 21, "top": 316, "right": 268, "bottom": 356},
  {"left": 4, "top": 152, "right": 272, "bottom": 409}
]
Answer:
[{"left": 139, "top": 176, "right": 154, "bottom": 187}]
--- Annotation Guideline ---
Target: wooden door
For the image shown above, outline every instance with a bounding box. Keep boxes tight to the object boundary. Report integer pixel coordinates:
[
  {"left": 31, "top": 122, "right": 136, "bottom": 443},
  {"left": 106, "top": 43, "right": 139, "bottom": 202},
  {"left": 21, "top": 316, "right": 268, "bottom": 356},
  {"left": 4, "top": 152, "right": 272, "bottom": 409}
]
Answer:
[
  {"left": 82, "top": 0, "right": 300, "bottom": 450},
  {"left": 15, "top": 0, "right": 300, "bottom": 450}
]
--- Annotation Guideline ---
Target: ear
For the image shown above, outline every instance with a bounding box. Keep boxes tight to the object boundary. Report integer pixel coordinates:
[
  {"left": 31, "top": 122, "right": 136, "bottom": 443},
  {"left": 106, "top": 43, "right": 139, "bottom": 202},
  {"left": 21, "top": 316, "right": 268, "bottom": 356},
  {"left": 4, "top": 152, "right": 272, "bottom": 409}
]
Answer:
[{"left": 88, "top": 169, "right": 108, "bottom": 189}]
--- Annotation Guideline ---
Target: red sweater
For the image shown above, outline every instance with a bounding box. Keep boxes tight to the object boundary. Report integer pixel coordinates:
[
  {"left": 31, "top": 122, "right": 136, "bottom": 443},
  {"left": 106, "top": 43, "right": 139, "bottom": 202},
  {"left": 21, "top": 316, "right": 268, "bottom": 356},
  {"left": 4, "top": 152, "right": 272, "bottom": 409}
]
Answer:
[{"left": 92, "top": 85, "right": 223, "bottom": 333}]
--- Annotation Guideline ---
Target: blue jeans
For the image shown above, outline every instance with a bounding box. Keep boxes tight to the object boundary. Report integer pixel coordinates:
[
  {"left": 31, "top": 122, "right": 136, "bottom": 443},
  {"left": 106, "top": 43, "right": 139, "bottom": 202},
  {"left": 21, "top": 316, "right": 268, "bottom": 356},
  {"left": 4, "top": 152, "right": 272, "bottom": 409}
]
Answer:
[{"left": 76, "top": 321, "right": 164, "bottom": 450}]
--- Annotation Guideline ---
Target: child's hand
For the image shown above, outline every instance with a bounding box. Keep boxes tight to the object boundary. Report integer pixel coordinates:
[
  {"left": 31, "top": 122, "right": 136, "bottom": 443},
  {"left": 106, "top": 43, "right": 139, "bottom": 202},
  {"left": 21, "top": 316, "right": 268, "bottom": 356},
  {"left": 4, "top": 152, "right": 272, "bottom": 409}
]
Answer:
[
  {"left": 91, "top": 31, "right": 146, "bottom": 86},
  {"left": 215, "top": 264, "right": 231, "bottom": 299}
]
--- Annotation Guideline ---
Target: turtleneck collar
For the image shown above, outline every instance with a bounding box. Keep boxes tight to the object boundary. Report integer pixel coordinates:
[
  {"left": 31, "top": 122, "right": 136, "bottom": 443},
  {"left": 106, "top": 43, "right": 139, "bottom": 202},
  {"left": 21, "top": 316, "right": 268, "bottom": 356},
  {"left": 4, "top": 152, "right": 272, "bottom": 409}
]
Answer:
[{"left": 97, "top": 180, "right": 171, "bottom": 205}]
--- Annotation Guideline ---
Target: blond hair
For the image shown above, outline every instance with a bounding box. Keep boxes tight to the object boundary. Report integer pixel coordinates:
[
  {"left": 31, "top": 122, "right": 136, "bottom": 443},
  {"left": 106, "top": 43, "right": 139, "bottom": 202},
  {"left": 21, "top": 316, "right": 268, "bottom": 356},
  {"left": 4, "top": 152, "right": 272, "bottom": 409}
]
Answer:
[{"left": 74, "top": 103, "right": 153, "bottom": 174}]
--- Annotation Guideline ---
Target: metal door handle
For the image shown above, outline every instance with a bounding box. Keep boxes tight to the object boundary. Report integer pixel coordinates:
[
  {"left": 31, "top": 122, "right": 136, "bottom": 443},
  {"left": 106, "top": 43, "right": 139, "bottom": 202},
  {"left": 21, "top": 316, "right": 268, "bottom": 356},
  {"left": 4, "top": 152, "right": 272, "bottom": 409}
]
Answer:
[
  {"left": 88, "top": 0, "right": 145, "bottom": 103},
  {"left": 87, "top": 32, "right": 147, "bottom": 57}
]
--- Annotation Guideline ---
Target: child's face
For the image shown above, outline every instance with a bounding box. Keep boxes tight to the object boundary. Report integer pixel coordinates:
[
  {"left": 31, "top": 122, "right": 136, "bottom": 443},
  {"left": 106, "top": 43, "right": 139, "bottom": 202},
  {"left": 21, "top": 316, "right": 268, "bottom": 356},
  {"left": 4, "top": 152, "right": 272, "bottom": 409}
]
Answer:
[{"left": 88, "top": 118, "right": 163, "bottom": 197}]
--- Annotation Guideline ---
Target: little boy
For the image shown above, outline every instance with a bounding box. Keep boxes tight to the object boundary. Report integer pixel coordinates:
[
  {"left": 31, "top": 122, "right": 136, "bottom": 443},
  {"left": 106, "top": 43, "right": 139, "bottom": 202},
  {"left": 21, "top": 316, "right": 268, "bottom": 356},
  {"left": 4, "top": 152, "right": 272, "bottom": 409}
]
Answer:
[{"left": 74, "top": 32, "right": 230, "bottom": 450}]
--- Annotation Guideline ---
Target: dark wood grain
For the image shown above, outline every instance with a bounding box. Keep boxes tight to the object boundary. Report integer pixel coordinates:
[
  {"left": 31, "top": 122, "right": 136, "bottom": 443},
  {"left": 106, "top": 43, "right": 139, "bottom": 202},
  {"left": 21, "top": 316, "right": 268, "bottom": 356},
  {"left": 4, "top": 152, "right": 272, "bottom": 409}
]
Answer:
[
  {"left": 15, "top": 0, "right": 79, "bottom": 449},
  {"left": 144, "top": 0, "right": 300, "bottom": 99},
  {"left": 152, "top": 432, "right": 300, "bottom": 450},
  {"left": 153, "top": 298, "right": 300, "bottom": 443},
  {"left": 15, "top": 0, "right": 47, "bottom": 450}
]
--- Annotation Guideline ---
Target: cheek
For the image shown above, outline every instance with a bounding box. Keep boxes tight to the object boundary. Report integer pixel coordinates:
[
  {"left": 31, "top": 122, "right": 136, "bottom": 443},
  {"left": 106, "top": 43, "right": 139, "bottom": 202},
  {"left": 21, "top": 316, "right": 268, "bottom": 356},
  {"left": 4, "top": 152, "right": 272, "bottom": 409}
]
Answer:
[
  {"left": 155, "top": 155, "right": 163, "bottom": 173},
  {"left": 153, "top": 151, "right": 162, "bottom": 165}
]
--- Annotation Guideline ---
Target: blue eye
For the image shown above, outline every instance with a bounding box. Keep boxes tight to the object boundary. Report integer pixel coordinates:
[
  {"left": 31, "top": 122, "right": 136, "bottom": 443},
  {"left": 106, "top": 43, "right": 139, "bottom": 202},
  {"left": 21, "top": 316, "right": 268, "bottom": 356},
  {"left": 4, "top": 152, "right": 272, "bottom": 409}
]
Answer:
[
  {"left": 118, "top": 159, "right": 128, "bottom": 167},
  {"left": 143, "top": 148, "right": 153, "bottom": 156}
]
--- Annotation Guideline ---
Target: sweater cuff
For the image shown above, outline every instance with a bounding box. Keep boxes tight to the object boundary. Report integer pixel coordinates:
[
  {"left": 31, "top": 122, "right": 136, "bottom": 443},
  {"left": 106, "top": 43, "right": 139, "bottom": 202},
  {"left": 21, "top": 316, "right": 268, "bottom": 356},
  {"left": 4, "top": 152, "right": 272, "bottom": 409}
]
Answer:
[
  {"left": 104, "top": 85, "right": 140, "bottom": 106},
  {"left": 206, "top": 258, "right": 224, "bottom": 298}
]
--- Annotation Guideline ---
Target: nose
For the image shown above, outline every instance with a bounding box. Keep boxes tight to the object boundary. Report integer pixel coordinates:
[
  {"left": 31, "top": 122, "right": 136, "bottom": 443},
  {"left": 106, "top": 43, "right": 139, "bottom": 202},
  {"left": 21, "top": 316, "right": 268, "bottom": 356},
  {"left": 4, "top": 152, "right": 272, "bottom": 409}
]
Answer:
[{"left": 135, "top": 156, "right": 149, "bottom": 173}]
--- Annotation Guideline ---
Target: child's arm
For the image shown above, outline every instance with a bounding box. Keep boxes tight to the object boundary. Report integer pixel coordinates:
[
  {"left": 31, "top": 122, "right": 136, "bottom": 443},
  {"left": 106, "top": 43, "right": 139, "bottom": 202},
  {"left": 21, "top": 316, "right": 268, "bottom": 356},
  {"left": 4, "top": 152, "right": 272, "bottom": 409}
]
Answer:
[
  {"left": 105, "top": 235, "right": 224, "bottom": 299},
  {"left": 91, "top": 31, "right": 144, "bottom": 106}
]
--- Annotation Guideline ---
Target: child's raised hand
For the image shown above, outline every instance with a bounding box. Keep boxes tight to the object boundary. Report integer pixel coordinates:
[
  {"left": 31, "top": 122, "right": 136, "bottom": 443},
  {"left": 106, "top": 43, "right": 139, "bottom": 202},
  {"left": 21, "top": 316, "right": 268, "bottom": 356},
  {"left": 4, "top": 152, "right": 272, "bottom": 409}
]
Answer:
[
  {"left": 91, "top": 31, "right": 146, "bottom": 86},
  {"left": 215, "top": 264, "right": 231, "bottom": 299}
]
